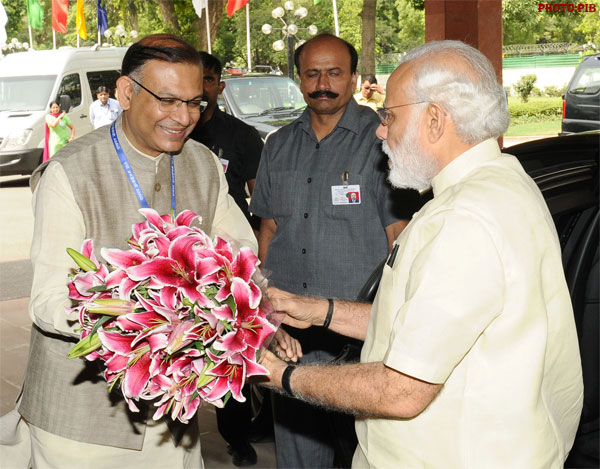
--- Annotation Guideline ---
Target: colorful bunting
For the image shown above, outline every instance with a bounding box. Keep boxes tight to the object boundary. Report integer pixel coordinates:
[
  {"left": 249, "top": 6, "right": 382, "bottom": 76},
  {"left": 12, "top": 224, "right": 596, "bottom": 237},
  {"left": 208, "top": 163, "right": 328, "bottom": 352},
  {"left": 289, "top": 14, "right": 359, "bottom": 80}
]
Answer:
[
  {"left": 97, "top": 0, "right": 108, "bottom": 36},
  {"left": 52, "top": 0, "right": 68, "bottom": 34},
  {"left": 27, "top": 0, "right": 44, "bottom": 30},
  {"left": 227, "top": 0, "right": 249, "bottom": 17},
  {"left": 0, "top": 1, "right": 7, "bottom": 45},
  {"left": 76, "top": 0, "right": 87, "bottom": 40},
  {"left": 192, "top": 0, "right": 208, "bottom": 18}
]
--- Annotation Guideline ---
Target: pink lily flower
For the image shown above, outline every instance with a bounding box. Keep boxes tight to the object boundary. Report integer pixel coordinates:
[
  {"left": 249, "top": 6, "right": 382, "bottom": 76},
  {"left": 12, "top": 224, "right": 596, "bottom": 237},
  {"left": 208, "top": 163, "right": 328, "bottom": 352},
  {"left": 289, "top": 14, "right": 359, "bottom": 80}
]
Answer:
[
  {"left": 214, "top": 278, "right": 274, "bottom": 352},
  {"left": 127, "top": 235, "right": 219, "bottom": 305}
]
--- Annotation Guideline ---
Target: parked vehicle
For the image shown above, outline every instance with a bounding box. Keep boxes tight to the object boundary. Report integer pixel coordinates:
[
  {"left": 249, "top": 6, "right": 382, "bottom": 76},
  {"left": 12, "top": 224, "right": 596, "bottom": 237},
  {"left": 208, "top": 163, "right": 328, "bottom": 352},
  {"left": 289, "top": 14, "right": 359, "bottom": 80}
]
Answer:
[
  {"left": 358, "top": 132, "right": 599, "bottom": 467},
  {"left": 218, "top": 75, "right": 306, "bottom": 139},
  {"left": 561, "top": 53, "right": 600, "bottom": 135},
  {"left": 0, "top": 46, "right": 127, "bottom": 176}
]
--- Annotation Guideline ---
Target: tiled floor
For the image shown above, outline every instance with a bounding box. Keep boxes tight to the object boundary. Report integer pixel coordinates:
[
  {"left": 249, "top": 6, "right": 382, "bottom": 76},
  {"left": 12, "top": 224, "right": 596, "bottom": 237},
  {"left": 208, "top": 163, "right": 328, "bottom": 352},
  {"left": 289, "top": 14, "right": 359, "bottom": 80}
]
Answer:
[{"left": 0, "top": 297, "right": 277, "bottom": 468}]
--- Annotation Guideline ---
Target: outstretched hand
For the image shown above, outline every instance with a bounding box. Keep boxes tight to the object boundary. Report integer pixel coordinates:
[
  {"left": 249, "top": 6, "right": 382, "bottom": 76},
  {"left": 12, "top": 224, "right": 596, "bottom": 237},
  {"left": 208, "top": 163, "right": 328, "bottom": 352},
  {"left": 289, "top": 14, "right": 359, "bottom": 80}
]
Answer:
[{"left": 267, "top": 286, "right": 325, "bottom": 329}]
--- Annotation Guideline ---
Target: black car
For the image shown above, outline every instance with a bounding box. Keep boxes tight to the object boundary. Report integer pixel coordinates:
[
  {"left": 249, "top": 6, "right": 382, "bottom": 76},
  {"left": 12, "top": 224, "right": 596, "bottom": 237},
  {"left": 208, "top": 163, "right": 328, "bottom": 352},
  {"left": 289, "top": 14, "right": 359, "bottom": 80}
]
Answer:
[
  {"left": 561, "top": 54, "right": 600, "bottom": 135},
  {"left": 509, "top": 133, "right": 598, "bottom": 468},
  {"left": 358, "top": 132, "right": 599, "bottom": 467},
  {"left": 218, "top": 75, "right": 306, "bottom": 139}
]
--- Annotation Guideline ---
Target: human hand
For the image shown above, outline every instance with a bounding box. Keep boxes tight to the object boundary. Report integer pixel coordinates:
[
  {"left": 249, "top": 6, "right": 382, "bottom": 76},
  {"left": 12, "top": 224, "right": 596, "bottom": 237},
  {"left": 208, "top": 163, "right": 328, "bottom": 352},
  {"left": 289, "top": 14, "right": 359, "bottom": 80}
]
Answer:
[
  {"left": 370, "top": 83, "right": 384, "bottom": 94},
  {"left": 254, "top": 349, "right": 287, "bottom": 389},
  {"left": 267, "top": 287, "right": 327, "bottom": 329},
  {"left": 270, "top": 328, "right": 303, "bottom": 363}
]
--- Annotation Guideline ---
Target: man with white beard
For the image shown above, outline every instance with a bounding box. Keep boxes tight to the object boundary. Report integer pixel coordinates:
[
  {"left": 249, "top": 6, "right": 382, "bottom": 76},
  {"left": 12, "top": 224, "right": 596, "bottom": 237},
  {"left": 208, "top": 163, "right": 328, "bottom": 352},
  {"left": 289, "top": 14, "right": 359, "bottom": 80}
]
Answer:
[{"left": 259, "top": 40, "right": 583, "bottom": 468}]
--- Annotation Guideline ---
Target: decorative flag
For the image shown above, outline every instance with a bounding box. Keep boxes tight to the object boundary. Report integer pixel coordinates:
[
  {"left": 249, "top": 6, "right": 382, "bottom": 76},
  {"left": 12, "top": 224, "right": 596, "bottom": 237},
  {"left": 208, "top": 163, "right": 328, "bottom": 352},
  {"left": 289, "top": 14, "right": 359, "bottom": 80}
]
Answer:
[
  {"left": 76, "top": 0, "right": 87, "bottom": 40},
  {"left": 52, "top": 0, "right": 68, "bottom": 34},
  {"left": 0, "top": 1, "right": 7, "bottom": 45},
  {"left": 227, "top": 0, "right": 249, "bottom": 17},
  {"left": 27, "top": 0, "right": 44, "bottom": 30},
  {"left": 192, "top": 0, "right": 208, "bottom": 18},
  {"left": 97, "top": 0, "right": 108, "bottom": 36}
]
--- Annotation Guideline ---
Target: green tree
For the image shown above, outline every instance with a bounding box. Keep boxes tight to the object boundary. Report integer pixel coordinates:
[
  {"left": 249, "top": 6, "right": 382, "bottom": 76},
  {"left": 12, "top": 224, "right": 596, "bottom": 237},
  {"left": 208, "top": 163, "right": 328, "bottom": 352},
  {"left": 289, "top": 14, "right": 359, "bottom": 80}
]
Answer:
[
  {"left": 502, "top": 0, "right": 592, "bottom": 45},
  {"left": 360, "top": 0, "right": 377, "bottom": 76}
]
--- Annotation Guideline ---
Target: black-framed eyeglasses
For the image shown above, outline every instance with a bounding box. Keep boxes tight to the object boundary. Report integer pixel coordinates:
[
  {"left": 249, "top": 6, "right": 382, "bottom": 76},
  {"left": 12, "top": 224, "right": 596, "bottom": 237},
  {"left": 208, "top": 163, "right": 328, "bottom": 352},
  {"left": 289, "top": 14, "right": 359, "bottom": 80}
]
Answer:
[
  {"left": 377, "top": 101, "right": 430, "bottom": 126},
  {"left": 129, "top": 77, "right": 208, "bottom": 114}
]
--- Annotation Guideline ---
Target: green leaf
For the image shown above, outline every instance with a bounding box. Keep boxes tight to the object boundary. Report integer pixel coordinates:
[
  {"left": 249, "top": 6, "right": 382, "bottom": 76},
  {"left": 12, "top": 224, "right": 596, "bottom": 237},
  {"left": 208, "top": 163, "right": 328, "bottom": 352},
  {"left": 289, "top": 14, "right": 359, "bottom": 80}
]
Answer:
[
  {"left": 87, "top": 285, "right": 110, "bottom": 292},
  {"left": 68, "top": 332, "right": 102, "bottom": 358},
  {"left": 90, "top": 315, "right": 113, "bottom": 336}
]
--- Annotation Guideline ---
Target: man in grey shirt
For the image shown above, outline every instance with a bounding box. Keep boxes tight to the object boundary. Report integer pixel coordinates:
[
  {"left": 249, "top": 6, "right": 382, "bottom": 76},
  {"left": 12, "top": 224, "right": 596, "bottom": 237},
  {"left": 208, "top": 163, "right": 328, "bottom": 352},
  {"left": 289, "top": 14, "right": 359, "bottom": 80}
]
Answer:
[{"left": 250, "top": 33, "right": 420, "bottom": 468}]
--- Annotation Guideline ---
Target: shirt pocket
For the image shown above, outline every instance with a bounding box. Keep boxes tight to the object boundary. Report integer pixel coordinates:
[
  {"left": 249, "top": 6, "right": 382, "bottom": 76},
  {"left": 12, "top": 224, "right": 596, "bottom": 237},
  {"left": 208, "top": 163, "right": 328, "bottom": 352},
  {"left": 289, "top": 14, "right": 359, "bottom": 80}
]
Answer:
[{"left": 270, "top": 170, "right": 296, "bottom": 219}]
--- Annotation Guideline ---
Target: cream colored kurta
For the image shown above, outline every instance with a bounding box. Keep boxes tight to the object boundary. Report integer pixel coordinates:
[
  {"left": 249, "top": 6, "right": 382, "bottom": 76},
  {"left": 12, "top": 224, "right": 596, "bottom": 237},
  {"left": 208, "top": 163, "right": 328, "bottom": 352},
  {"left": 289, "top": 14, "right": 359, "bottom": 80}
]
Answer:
[{"left": 354, "top": 139, "right": 583, "bottom": 468}]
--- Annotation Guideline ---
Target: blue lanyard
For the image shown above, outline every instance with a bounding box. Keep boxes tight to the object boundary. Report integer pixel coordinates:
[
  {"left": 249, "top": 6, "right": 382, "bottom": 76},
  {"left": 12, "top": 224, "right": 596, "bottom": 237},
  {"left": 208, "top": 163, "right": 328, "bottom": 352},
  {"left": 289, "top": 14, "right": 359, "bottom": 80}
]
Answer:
[{"left": 110, "top": 122, "right": 176, "bottom": 214}]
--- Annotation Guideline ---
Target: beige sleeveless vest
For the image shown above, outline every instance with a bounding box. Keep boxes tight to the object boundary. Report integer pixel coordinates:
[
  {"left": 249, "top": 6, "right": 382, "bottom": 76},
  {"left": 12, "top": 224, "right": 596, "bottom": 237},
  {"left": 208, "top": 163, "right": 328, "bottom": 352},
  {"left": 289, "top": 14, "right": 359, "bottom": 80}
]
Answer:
[{"left": 20, "top": 117, "right": 219, "bottom": 449}]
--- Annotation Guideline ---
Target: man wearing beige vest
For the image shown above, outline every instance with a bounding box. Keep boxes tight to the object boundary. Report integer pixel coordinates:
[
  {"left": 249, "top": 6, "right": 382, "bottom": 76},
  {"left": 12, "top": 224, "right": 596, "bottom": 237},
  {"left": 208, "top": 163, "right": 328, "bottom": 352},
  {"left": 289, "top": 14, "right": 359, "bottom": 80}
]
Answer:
[{"left": 9, "top": 34, "right": 256, "bottom": 468}]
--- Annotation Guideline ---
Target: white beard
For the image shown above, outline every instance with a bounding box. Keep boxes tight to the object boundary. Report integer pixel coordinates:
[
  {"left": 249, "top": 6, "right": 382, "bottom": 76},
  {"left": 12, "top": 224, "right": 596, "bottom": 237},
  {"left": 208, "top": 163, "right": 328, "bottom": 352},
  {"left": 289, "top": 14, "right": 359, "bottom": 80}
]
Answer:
[{"left": 382, "top": 118, "right": 439, "bottom": 192}]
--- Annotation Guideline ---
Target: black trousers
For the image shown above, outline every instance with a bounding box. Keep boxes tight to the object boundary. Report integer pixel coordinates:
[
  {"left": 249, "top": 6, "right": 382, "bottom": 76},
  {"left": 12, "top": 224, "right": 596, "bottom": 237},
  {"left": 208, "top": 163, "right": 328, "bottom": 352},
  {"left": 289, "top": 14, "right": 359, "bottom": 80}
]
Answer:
[{"left": 216, "top": 384, "right": 252, "bottom": 448}]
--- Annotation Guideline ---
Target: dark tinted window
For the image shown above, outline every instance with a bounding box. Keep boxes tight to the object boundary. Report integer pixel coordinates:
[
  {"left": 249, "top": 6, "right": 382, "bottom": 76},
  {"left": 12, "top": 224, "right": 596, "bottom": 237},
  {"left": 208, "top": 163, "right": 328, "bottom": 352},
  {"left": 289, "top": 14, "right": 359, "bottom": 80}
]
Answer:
[
  {"left": 57, "top": 73, "right": 82, "bottom": 108},
  {"left": 569, "top": 61, "right": 600, "bottom": 95},
  {"left": 86, "top": 70, "right": 121, "bottom": 99}
]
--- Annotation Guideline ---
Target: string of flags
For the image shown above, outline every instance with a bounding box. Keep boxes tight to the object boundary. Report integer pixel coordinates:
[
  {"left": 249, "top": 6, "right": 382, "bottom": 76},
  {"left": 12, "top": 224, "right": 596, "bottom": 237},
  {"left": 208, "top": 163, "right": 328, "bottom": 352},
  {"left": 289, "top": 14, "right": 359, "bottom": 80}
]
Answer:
[
  {"left": 3, "top": 0, "right": 323, "bottom": 55},
  {"left": 5, "top": 0, "right": 107, "bottom": 48},
  {"left": 6, "top": 0, "right": 249, "bottom": 48}
]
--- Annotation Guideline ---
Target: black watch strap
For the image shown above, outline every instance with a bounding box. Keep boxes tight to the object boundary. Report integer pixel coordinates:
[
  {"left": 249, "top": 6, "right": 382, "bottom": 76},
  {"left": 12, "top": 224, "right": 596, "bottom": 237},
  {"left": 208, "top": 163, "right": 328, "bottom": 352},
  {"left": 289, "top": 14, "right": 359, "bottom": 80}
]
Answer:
[
  {"left": 282, "top": 365, "right": 297, "bottom": 397},
  {"left": 323, "top": 298, "right": 334, "bottom": 329}
]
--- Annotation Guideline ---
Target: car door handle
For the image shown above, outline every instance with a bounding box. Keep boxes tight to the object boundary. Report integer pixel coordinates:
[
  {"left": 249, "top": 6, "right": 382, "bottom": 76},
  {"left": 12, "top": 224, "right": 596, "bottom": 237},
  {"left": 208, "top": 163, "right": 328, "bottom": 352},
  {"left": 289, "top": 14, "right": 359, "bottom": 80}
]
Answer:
[{"left": 80, "top": 114, "right": 87, "bottom": 118}]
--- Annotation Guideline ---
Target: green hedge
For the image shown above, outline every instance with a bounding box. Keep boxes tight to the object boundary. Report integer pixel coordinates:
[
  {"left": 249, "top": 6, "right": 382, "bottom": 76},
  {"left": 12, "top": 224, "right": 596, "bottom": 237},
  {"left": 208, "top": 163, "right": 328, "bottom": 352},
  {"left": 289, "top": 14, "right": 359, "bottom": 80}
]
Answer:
[{"left": 508, "top": 97, "right": 562, "bottom": 123}]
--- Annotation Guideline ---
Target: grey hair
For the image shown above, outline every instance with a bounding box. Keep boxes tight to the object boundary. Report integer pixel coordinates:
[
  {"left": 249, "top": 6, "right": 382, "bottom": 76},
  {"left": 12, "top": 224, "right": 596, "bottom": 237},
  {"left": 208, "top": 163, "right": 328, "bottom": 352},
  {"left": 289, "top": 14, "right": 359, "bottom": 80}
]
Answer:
[{"left": 401, "top": 40, "right": 509, "bottom": 144}]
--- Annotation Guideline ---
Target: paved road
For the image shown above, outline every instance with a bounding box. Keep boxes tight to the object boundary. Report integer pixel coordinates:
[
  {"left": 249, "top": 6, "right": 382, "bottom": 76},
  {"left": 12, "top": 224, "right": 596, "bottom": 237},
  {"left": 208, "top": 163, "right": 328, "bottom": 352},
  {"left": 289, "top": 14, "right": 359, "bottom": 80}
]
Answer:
[{"left": 0, "top": 176, "right": 34, "bottom": 301}]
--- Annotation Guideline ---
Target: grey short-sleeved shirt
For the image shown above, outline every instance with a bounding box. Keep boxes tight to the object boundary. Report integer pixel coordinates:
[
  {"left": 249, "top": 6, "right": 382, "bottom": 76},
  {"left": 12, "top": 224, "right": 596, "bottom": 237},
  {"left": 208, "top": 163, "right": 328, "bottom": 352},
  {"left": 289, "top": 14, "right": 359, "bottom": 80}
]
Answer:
[{"left": 251, "top": 99, "right": 419, "bottom": 304}]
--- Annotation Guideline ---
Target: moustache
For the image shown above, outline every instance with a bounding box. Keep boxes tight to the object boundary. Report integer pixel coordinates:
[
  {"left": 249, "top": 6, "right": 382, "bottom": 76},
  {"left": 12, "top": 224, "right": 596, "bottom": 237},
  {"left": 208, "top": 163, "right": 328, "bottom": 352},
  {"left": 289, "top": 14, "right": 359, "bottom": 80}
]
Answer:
[{"left": 308, "top": 90, "right": 339, "bottom": 99}]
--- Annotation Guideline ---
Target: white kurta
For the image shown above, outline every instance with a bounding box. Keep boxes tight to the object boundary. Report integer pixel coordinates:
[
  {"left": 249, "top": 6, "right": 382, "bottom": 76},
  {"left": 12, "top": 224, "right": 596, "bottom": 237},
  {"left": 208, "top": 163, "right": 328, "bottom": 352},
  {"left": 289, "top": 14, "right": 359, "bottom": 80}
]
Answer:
[{"left": 354, "top": 139, "right": 583, "bottom": 468}]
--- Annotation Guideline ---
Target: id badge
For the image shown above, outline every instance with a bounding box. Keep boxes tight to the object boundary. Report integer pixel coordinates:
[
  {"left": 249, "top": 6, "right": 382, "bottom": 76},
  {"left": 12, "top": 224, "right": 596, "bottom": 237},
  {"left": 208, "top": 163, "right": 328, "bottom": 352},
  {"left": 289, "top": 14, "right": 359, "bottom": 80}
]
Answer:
[
  {"left": 219, "top": 158, "right": 229, "bottom": 173},
  {"left": 331, "top": 184, "right": 361, "bottom": 205}
]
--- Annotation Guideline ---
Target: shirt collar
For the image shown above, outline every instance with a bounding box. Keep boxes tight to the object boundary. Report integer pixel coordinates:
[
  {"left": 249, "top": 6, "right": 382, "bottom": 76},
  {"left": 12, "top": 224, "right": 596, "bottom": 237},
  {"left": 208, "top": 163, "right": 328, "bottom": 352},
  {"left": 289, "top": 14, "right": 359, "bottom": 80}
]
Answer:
[
  {"left": 431, "top": 138, "right": 501, "bottom": 196},
  {"left": 297, "top": 98, "right": 362, "bottom": 137}
]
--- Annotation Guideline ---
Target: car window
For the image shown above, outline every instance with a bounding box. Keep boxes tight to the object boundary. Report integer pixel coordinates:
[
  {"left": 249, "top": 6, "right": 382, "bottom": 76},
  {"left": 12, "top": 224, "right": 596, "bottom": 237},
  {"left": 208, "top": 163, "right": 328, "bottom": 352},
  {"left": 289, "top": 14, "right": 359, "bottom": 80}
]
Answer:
[
  {"left": 226, "top": 77, "right": 306, "bottom": 116},
  {"left": 569, "top": 65, "right": 600, "bottom": 95},
  {"left": 57, "top": 73, "right": 82, "bottom": 108},
  {"left": 0, "top": 75, "right": 56, "bottom": 111},
  {"left": 86, "top": 70, "right": 121, "bottom": 99}
]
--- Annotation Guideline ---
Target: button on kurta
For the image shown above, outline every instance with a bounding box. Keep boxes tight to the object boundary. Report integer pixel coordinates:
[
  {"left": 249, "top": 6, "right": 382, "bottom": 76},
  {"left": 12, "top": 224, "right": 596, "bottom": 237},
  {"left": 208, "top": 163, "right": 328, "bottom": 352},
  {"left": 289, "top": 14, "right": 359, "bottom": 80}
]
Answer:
[
  {"left": 303, "top": 213, "right": 308, "bottom": 218},
  {"left": 302, "top": 282, "right": 307, "bottom": 288},
  {"left": 307, "top": 178, "right": 312, "bottom": 183},
  {"left": 301, "top": 248, "right": 306, "bottom": 254},
  {"left": 154, "top": 183, "right": 161, "bottom": 192}
]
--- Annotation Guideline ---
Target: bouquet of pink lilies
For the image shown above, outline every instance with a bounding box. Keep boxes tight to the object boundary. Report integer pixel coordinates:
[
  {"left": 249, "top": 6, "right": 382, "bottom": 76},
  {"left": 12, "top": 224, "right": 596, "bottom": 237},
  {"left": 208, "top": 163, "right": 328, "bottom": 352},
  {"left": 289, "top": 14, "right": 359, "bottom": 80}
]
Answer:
[{"left": 66, "top": 208, "right": 277, "bottom": 424}]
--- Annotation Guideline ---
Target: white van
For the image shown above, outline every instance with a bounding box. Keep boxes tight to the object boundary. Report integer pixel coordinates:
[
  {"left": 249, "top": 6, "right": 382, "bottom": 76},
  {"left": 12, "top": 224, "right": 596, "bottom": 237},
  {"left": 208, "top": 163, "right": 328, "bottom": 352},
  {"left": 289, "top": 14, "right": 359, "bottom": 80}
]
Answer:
[{"left": 0, "top": 46, "right": 127, "bottom": 176}]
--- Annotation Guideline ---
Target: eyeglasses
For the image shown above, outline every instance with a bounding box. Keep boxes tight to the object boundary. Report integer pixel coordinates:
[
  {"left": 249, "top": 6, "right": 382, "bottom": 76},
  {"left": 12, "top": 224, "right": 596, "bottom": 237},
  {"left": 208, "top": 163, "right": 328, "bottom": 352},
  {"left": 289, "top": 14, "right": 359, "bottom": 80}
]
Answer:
[
  {"left": 377, "top": 101, "right": 430, "bottom": 126},
  {"left": 129, "top": 77, "right": 208, "bottom": 114}
]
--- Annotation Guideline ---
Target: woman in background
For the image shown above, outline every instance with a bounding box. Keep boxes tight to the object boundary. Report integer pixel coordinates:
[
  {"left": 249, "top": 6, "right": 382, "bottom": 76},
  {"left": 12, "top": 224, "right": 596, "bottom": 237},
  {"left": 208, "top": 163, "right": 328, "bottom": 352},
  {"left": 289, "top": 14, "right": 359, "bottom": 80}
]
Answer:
[{"left": 43, "top": 101, "right": 74, "bottom": 161}]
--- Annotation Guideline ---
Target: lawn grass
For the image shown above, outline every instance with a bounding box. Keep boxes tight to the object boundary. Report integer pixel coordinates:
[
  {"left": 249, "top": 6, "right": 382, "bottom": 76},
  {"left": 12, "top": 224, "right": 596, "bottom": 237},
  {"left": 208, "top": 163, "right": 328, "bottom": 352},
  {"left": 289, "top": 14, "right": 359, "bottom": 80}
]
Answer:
[
  {"left": 505, "top": 117, "right": 561, "bottom": 136},
  {"left": 506, "top": 96, "right": 562, "bottom": 137}
]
